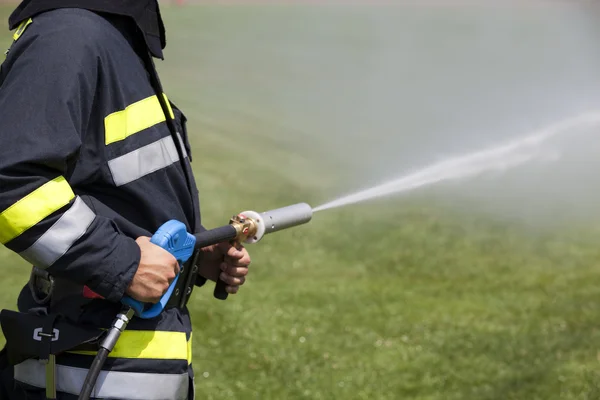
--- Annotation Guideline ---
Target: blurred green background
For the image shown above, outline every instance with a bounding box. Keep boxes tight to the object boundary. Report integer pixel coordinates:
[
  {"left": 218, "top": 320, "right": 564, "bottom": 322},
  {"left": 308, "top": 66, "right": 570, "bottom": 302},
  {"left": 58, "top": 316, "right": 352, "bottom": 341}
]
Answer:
[{"left": 2, "top": 3, "right": 600, "bottom": 399}]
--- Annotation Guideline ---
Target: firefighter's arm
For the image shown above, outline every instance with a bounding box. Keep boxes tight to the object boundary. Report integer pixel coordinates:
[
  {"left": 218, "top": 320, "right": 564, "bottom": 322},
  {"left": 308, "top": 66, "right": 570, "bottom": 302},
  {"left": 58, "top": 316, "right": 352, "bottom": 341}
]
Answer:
[{"left": 0, "top": 22, "right": 141, "bottom": 302}]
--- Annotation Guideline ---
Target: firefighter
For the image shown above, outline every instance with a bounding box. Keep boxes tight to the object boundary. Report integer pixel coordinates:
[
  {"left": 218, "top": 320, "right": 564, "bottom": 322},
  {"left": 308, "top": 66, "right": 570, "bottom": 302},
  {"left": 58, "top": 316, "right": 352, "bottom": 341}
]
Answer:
[{"left": 0, "top": 0, "right": 251, "bottom": 399}]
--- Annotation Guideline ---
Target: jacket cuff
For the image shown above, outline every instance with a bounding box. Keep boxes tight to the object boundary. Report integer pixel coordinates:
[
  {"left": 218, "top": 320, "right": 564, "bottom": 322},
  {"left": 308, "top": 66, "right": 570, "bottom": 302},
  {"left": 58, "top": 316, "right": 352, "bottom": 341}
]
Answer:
[{"left": 92, "top": 236, "right": 141, "bottom": 302}]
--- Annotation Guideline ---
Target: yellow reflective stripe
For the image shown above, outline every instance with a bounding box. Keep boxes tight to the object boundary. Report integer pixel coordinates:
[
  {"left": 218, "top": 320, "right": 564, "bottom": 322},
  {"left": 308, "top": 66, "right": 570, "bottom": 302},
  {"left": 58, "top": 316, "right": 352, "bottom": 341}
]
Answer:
[
  {"left": 104, "top": 94, "right": 175, "bottom": 145},
  {"left": 187, "top": 333, "right": 193, "bottom": 365},
  {"left": 13, "top": 18, "right": 33, "bottom": 41},
  {"left": 69, "top": 330, "right": 188, "bottom": 360},
  {"left": 0, "top": 176, "right": 74, "bottom": 244},
  {"left": 164, "top": 95, "right": 175, "bottom": 119}
]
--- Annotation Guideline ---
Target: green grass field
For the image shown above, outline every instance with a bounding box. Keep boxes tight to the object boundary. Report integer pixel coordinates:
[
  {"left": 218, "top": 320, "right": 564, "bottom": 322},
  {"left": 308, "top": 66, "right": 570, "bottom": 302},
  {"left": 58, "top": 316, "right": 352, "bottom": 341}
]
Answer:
[{"left": 2, "top": 4, "right": 600, "bottom": 399}]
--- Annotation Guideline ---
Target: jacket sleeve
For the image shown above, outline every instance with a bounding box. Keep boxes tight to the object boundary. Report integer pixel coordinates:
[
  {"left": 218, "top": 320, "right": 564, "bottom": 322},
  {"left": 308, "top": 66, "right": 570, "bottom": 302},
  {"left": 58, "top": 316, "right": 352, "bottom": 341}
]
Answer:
[{"left": 0, "top": 22, "right": 140, "bottom": 302}]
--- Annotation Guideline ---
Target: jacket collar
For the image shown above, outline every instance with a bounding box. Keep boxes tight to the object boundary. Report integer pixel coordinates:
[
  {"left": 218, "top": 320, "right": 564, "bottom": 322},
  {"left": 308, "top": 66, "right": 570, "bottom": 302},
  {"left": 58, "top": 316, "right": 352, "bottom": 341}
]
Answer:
[{"left": 8, "top": 0, "right": 166, "bottom": 59}]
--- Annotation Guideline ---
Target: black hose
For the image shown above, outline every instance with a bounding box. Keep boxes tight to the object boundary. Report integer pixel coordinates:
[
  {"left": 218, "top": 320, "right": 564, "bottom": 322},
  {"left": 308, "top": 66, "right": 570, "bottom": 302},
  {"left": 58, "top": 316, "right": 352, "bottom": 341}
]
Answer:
[
  {"left": 77, "top": 347, "right": 109, "bottom": 400},
  {"left": 79, "top": 307, "right": 134, "bottom": 400},
  {"left": 194, "top": 225, "right": 237, "bottom": 249}
]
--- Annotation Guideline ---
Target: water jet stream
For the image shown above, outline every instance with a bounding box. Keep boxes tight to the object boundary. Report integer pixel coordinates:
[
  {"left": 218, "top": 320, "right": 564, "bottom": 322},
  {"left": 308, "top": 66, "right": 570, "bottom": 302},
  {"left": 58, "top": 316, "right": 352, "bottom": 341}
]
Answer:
[{"left": 314, "top": 112, "right": 600, "bottom": 212}]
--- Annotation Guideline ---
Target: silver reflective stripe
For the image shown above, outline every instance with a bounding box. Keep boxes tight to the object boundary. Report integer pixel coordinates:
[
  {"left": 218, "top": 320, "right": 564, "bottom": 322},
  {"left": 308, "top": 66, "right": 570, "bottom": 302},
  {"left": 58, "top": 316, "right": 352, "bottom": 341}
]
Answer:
[
  {"left": 14, "top": 359, "right": 189, "bottom": 400},
  {"left": 19, "top": 197, "right": 95, "bottom": 268},
  {"left": 108, "top": 135, "right": 187, "bottom": 187},
  {"left": 176, "top": 132, "right": 189, "bottom": 159}
]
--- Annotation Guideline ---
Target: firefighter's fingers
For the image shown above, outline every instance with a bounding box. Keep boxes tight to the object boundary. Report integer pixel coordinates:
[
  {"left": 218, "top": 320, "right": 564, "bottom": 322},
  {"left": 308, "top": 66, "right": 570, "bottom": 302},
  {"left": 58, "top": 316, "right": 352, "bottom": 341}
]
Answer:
[
  {"left": 219, "top": 272, "right": 246, "bottom": 287},
  {"left": 217, "top": 241, "right": 241, "bottom": 257},
  {"left": 226, "top": 285, "right": 240, "bottom": 294},
  {"left": 220, "top": 263, "right": 249, "bottom": 277},
  {"left": 219, "top": 242, "right": 247, "bottom": 260},
  {"left": 224, "top": 247, "right": 251, "bottom": 267}
]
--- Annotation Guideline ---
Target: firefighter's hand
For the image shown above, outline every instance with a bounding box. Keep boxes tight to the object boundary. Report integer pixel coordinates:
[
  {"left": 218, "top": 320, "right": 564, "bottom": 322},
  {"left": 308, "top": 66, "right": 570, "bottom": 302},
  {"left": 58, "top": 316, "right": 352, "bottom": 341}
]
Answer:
[
  {"left": 198, "top": 242, "right": 251, "bottom": 294},
  {"left": 126, "top": 236, "right": 180, "bottom": 303}
]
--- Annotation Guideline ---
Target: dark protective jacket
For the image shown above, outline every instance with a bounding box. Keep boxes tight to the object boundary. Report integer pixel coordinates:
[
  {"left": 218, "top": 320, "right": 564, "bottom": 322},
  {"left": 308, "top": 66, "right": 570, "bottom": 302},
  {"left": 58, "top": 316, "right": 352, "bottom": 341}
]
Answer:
[{"left": 0, "top": 4, "right": 205, "bottom": 399}]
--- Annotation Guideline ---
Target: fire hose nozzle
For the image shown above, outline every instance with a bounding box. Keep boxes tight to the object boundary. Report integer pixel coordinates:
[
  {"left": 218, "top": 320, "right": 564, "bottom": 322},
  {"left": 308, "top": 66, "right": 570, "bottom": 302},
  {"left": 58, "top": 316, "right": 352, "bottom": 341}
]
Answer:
[{"left": 232, "top": 202, "right": 313, "bottom": 244}]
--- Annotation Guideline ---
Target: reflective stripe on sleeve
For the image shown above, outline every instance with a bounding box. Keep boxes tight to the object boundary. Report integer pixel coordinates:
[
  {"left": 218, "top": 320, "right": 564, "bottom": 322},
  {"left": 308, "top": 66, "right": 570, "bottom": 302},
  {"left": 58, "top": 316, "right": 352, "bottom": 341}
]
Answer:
[
  {"left": 19, "top": 196, "right": 95, "bottom": 268},
  {"left": 108, "top": 135, "right": 185, "bottom": 187},
  {"left": 105, "top": 94, "right": 175, "bottom": 145},
  {"left": 68, "top": 330, "right": 189, "bottom": 360},
  {"left": 0, "top": 176, "right": 75, "bottom": 244},
  {"left": 187, "top": 332, "right": 193, "bottom": 365},
  {"left": 175, "top": 131, "right": 189, "bottom": 159},
  {"left": 14, "top": 359, "right": 188, "bottom": 400}
]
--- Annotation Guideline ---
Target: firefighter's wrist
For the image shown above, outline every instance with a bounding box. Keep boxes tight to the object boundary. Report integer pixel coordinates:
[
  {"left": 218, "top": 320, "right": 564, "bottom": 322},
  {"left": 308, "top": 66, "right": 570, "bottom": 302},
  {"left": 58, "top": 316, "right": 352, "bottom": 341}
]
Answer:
[{"left": 93, "top": 236, "right": 141, "bottom": 302}]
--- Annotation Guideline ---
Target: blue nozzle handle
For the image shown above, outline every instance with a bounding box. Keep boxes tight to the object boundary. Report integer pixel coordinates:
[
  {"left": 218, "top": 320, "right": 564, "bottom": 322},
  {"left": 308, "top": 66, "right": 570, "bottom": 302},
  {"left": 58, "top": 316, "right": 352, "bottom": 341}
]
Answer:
[{"left": 121, "top": 220, "right": 197, "bottom": 319}]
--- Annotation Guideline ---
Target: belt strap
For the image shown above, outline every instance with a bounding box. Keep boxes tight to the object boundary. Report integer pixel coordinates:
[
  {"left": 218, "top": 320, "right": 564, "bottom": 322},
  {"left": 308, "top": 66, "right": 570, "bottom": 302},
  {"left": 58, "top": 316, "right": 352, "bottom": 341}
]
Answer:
[{"left": 45, "top": 355, "right": 57, "bottom": 399}]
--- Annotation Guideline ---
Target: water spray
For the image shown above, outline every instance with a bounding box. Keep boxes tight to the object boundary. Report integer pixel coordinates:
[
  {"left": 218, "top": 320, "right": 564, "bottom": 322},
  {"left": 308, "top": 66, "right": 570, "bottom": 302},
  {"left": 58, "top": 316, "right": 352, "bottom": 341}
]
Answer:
[{"left": 314, "top": 111, "right": 600, "bottom": 212}]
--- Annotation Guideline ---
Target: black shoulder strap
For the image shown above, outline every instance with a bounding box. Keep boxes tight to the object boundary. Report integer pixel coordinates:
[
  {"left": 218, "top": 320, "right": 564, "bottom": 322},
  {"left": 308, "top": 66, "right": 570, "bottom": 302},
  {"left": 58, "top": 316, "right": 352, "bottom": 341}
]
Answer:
[
  {"left": 139, "top": 48, "right": 198, "bottom": 219},
  {"left": 140, "top": 50, "right": 187, "bottom": 164}
]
